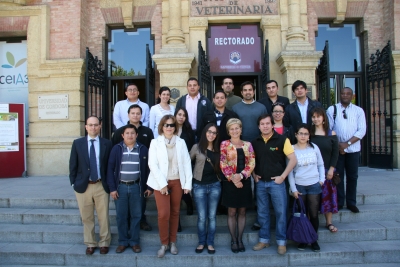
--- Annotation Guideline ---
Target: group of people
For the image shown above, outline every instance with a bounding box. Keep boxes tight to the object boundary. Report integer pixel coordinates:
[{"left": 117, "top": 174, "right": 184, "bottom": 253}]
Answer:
[{"left": 69, "top": 76, "right": 366, "bottom": 257}]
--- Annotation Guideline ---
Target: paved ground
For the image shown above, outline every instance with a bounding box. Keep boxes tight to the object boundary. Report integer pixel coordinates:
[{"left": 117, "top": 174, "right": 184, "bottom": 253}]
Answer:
[{"left": 0, "top": 167, "right": 399, "bottom": 200}]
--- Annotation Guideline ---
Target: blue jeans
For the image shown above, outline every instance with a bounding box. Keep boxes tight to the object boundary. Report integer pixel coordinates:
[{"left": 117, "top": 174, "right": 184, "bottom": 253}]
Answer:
[
  {"left": 256, "top": 180, "right": 287, "bottom": 246},
  {"left": 335, "top": 152, "right": 360, "bottom": 206},
  {"left": 115, "top": 183, "right": 142, "bottom": 246},
  {"left": 193, "top": 181, "right": 221, "bottom": 246}
]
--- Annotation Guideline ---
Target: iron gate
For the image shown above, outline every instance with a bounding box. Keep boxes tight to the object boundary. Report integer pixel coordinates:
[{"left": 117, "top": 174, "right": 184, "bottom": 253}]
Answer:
[
  {"left": 317, "top": 40, "right": 331, "bottom": 109},
  {"left": 198, "top": 41, "right": 212, "bottom": 100},
  {"left": 366, "top": 41, "right": 393, "bottom": 169},
  {"left": 145, "top": 44, "right": 155, "bottom": 107},
  {"left": 260, "top": 39, "right": 270, "bottom": 99},
  {"left": 85, "top": 47, "right": 107, "bottom": 136}
]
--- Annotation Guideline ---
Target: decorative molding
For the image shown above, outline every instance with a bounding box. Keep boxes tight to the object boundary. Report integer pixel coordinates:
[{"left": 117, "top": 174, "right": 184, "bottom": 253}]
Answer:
[
  {"left": 189, "top": 17, "right": 208, "bottom": 28},
  {"left": 334, "top": 0, "right": 347, "bottom": 24},
  {"left": 121, "top": 0, "right": 134, "bottom": 28}
]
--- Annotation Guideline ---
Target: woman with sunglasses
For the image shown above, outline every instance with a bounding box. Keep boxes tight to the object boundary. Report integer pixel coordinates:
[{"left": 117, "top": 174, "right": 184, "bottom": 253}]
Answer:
[
  {"left": 271, "top": 102, "right": 295, "bottom": 143},
  {"left": 310, "top": 107, "right": 339, "bottom": 233},
  {"left": 288, "top": 124, "right": 325, "bottom": 252},
  {"left": 147, "top": 115, "right": 192, "bottom": 258},
  {"left": 190, "top": 123, "right": 221, "bottom": 254},
  {"left": 149, "top": 86, "right": 175, "bottom": 138}
]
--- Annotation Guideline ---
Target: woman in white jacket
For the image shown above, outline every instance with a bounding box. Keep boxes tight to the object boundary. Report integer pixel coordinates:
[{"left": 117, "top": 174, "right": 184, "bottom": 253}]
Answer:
[{"left": 147, "top": 114, "right": 192, "bottom": 258}]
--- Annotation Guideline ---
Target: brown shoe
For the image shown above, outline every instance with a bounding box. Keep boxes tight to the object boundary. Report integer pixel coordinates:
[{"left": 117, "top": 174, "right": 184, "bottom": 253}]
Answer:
[
  {"left": 100, "top": 247, "right": 109, "bottom": 254},
  {"left": 116, "top": 245, "right": 127, "bottom": 253},
  {"left": 132, "top": 244, "right": 142, "bottom": 253},
  {"left": 252, "top": 242, "right": 270, "bottom": 251},
  {"left": 86, "top": 247, "right": 96, "bottom": 255},
  {"left": 277, "top": 245, "right": 287, "bottom": 255}
]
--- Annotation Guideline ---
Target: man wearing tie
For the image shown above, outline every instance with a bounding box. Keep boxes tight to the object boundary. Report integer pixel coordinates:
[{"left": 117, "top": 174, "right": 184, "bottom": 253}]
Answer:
[{"left": 69, "top": 116, "right": 112, "bottom": 255}]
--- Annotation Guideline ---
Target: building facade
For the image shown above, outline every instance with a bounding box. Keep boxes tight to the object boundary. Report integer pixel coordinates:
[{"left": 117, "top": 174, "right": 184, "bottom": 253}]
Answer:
[{"left": 0, "top": 0, "right": 399, "bottom": 175}]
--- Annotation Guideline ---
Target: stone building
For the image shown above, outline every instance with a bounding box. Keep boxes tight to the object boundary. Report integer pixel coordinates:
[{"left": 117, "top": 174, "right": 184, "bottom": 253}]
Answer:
[{"left": 0, "top": 0, "right": 399, "bottom": 176}]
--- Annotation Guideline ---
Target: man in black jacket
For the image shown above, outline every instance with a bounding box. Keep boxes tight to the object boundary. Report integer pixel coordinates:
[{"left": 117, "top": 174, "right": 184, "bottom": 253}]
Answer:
[
  {"left": 284, "top": 80, "right": 322, "bottom": 131},
  {"left": 176, "top": 77, "right": 213, "bottom": 139},
  {"left": 198, "top": 90, "right": 238, "bottom": 144},
  {"left": 111, "top": 104, "right": 154, "bottom": 231},
  {"left": 258, "top": 80, "right": 290, "bottom": 114}
]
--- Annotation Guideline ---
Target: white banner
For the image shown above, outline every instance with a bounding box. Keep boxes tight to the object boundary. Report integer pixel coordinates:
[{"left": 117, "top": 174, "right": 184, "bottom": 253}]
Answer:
[{"left": 0, "top": 41, "right": 29, "bottom": 134}]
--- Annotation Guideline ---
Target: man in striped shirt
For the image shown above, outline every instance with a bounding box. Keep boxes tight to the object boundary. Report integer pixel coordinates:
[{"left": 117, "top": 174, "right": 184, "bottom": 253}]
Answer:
[
  {"left": 327, "top": 87, "right": 366, "bottom": 213},
  {"left": 106, "top": 124, "right": 150, "bottom": 253}
]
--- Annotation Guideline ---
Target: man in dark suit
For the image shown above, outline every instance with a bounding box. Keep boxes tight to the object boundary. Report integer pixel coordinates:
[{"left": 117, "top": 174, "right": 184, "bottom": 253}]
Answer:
[
  {"left": 69, "top": 116, "right": 112, "bottom": 255},
  {"left": 284, "top": 80, "right": 322, "bottom": 131},
  {"left": 258, "top": 80, "right": 290, "bottom": 114}
]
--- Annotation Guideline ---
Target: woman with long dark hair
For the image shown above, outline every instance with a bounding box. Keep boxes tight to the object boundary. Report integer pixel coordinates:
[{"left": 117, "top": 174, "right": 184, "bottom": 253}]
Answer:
[
  {"left": 174, "top": 107, "right": 195, "bottom": 227},
  {"left": 288, "top": 124, "right": 325, "bottom": 252},
  {"left": 310, "top": 107, "right": 339, "bottom": 233},
  {"left": 190, "top": 123, "right": 221, "bottom": 254},
  {"left": 149, "top": 87, "right": 175, "bottom": 138},
  {"left": 271, "top": 102, "right": 295, "bottom": 143}
]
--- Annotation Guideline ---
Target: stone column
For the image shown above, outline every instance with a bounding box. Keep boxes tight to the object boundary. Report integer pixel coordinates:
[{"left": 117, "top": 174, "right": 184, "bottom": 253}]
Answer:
[
  {"left": 153, "top": 0, "right": 195, "bottom": 103},
  {"left": 391, "top": 51, "right": 400, "bottom": 168},
  {"left": 276, "top": 0, "right": 321, "bottom": 100},
  {"left": 166, "top": 0, "right": 185, "bottom": 45}
]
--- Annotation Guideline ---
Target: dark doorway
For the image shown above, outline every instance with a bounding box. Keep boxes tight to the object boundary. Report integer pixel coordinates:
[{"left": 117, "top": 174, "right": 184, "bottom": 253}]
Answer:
[{"left": 213, "top": 75, "right": 260, "bottom": 100}]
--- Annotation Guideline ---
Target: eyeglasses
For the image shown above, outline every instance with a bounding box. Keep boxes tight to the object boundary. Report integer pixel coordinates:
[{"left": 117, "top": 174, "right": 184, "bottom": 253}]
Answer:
[
  {"left": 127, "top": 89, "right": 138, "bottom": 92},
  {"left": 296, "top": 132, "right": 309, "bottom": 136},
  {"left": 343, "top": 110, "right": 347, "bottom": 119},
  {"left": 207, "top": 130, "right": 218, "bottom": 135},
  {"left": 272, "top": 110, "right": 284, "bottom": 114},
  {"left": 163, "top": 123, "right": 175, "bottom": 128}
]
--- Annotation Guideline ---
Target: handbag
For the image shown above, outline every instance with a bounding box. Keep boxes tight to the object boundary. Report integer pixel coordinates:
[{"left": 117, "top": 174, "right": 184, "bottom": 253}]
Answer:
[
  {"left": 287, "top": 197, "right": 318, "bottom": 244},
  {"left": 332, "top": 172, "right": 341, "bottom": 186}
]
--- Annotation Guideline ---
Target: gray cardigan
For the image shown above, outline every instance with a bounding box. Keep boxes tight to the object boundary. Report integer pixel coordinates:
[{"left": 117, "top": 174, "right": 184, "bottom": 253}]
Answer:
[{"left": 190, "top": 144, "right": 220, "bottom": 182}]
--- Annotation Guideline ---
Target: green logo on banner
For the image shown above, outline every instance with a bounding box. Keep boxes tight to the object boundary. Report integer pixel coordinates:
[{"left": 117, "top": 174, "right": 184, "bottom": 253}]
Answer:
[{"left": 1, "top": 52, "right": 27, "bottom": 69}]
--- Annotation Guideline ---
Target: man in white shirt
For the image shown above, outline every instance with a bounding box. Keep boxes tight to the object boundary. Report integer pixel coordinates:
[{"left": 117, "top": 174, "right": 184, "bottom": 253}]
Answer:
[
  {"left": 113, "top": 84, "right": 150, "bottom": 129},
  {"left": 327, "top": 87, "right": 366, "bottom": 213}
]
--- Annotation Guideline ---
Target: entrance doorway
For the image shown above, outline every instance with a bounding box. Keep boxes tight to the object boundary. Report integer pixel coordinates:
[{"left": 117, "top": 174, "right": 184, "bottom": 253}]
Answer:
[{"left": 213, "top": 75, "right": 260, "bottom": 100}]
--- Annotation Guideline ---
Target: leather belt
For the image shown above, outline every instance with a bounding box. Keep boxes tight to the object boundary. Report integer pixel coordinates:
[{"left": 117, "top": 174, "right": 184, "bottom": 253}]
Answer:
[
  {"left": 120, "top": 180, "right": 140, "bottom": 185},
  {"left": 88, "top": 179, "right": 101, "bottom": 184}
]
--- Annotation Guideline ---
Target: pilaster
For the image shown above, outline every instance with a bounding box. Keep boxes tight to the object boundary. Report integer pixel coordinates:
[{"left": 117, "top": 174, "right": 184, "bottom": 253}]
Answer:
[{"left": 391, "top": 51, "right": 400, "bottom": 168}]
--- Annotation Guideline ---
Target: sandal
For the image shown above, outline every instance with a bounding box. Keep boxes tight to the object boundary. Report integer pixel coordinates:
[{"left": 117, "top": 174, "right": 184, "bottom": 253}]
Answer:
[{"left": 326, "top": 224, "right": 338, "bottom": 233}]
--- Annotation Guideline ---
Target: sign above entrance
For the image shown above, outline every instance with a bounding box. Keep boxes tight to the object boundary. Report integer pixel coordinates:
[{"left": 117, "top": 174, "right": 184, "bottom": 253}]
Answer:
[
  {"left": 191, "top": 0, "right": 278, "bottom": 17},
  {"left": 208, "top": 25, "right": 262, "bottom": 73}
]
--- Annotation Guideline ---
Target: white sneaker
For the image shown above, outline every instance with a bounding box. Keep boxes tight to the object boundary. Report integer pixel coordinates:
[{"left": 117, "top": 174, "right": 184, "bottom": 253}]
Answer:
[
  {"left": 170, "top": 242, "right": 178, "bottom": 255},
  {"left": 157, "top": 245, "right": 169, "bottom": 258}
]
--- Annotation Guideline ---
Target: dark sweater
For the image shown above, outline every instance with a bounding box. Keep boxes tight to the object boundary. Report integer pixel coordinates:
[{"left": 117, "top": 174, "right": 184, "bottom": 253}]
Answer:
[
  {"left": 311, "top": 134, "right": 339, "bottom": 169},
  {"left": 112, "top": 121, "right": 154, "bottom": 149},
  {"left": 232, "top": 101, "right": 268, "bottom": 142},
  {"left": 284, "top": 97, "right": 322, "bottom": 130},
  {"left": 198, "top": 108, "right": 239, "bottom": 143}
]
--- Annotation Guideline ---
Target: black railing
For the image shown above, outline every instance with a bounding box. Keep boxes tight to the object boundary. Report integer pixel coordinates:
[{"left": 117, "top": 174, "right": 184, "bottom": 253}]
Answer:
[
  {"left": 260, "top": 39, "right": 270, "bottom": 99},
  {"left": 145, "top": 44, "right": 155, "bottom": 107},
  {"left": 198, "top": 41, "right": 212, "bottom": 100},
  {"left": 366, "top": 41, "right": 393, "bottom": 169},
  {"left": 317, "top": 40, "right": 331, "bottom": 109},
  {"left": 85, "top": 47, "right": 106, "bottom": 136}
]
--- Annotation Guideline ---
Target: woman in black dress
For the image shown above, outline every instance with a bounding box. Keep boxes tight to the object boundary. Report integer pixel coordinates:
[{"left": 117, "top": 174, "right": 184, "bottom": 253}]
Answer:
[{"left": 220, "top": 118, "right": 255, "bottom": 253}]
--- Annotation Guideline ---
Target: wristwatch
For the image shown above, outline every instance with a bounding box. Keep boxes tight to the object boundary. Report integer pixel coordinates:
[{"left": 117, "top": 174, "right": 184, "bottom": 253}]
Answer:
[
  {"left": 347, "top": 141, "right": 352, "bottom": 146},
  {"left": 239, "top": 173, "right": 244, "bottom": 180}
]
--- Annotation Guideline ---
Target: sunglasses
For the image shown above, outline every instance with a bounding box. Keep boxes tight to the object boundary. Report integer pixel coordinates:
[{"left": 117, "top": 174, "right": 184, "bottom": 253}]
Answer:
[
  {"left": 343, "top": 110, "right": 347, "bottom": 119},
  {"left": 163, "top": 123, "right": 176, "bottom": 128}
]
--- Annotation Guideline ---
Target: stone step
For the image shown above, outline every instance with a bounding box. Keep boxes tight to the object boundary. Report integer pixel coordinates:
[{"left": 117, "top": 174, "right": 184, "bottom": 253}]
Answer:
[
  {"left": 0, "top": 240, "right": 399, "bottom": 266},
  {"left": 1, "top": 191, "right": 399, "bottom": 210},
  {"left": 0, "top": 221, "right": 399, "bottom": 247},
  {"left": 1, "top": 204, "right": 400, "bottom": 227}
]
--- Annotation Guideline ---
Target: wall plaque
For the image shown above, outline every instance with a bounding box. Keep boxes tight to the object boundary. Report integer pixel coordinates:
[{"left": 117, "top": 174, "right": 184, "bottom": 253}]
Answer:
[
  {"left": 191, "top": 0, "right": 278, "bottom": 17},
  {"left": 38, "top": 94, "right": 69, "bottom": 120}
]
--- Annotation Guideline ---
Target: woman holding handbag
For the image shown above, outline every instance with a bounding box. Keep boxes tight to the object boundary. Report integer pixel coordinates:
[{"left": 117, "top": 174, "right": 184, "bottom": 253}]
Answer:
[
  {"left": 310, "top": 107, "right": 339, "bottom": 233},
  {"left": 190, "top": 123, "right": 221, "bottom": 254},
  {"left": 288, "top": 124, "right": 325, "bottom": 252}
]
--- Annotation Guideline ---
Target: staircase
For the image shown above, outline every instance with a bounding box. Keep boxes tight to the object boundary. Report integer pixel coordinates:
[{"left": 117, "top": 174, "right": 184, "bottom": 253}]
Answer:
[{"left": 0, "top": 167, "right": 399, "bottom": 266}]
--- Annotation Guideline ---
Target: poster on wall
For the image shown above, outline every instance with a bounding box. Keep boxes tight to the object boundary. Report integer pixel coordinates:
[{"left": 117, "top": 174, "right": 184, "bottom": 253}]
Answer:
[
  {"left": 0, "top": 41, "right": 29, "bottom": 135},
  {"left": 208, "top": 25, "right": 262, "bottom": 73},
  {"left": 0, "top": 112, "right": 19, "bottom": 152}
]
